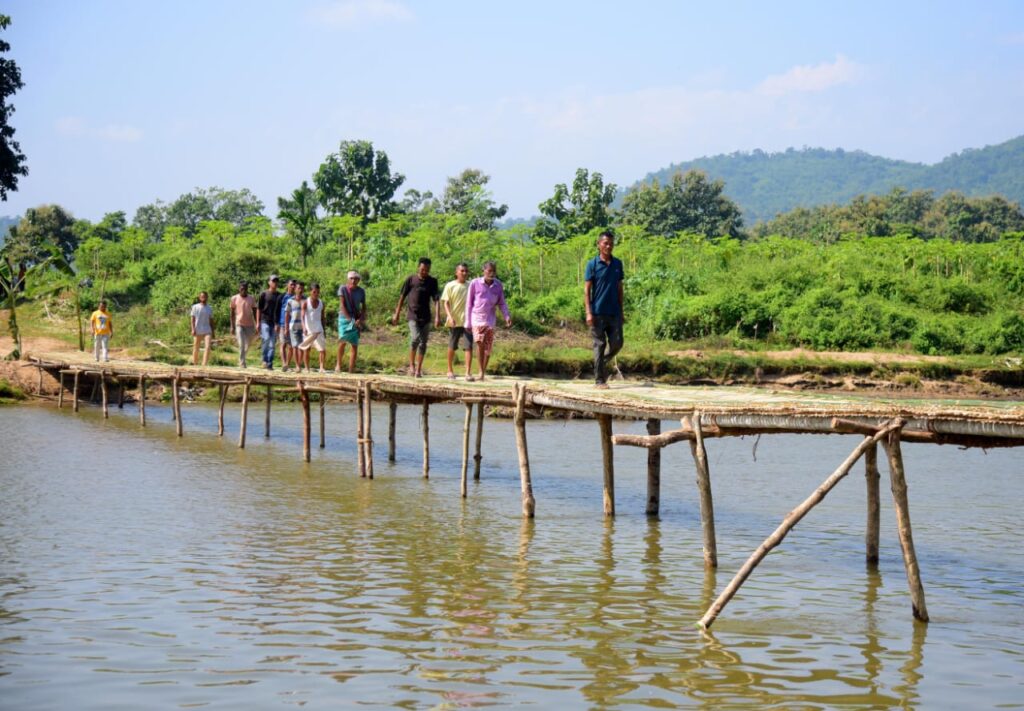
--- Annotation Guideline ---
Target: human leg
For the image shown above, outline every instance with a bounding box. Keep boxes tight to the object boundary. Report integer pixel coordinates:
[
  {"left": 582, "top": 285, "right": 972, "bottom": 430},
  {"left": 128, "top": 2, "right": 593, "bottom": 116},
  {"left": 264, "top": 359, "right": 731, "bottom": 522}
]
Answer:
[
  {"left": 201, "top": 334, "right": 212, "bottom": 366},
  {"left": 348, "top": 344, "right": 358, "bottom": 373},
  {"left": 191, "top": 335, "right": 201, "bottom": 365},
  {"left": 591, "top": 315, "right": 611, "bottom": 384},
  {"left": 336, "top": 342, "right": 347, "bottom": 372}
]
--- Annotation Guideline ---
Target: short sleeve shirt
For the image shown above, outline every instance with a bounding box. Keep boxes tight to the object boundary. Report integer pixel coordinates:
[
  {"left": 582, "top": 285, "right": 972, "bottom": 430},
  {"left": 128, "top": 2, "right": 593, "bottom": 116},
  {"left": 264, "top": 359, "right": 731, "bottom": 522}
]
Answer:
[
  {"left": 400, "top": 274, "right": 440, "bottom": 322},
  {"left": 338, "top": 285, "right": 366, "bottom": 320},
  {"left": 440, "top": 280, "right": 469, "bottom": 327},
  {"left": 231, "top": 294, "right": 256, "bottom": 327},
  {"left": 257, "top": 290, "right": 281, "bottom": 326},
  {"left": 584, "top": 255, "right": 624, "bottom": 316},
  {"left": 90, "top": 309, "right": 112, "bottom": 335},
  {"left": 190, "top": 303, "right": 213, "bottom": 335}
]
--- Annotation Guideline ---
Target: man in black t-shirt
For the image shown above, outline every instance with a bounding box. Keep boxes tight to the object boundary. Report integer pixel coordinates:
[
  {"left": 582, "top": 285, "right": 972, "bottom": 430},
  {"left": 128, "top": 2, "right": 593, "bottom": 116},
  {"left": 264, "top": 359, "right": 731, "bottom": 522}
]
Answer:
[
  {"left": 392, "top": 257, "right": 440, "bottom": 377},
  {"left": 256, "top": 274, "right": 282, "bottom": 370}
]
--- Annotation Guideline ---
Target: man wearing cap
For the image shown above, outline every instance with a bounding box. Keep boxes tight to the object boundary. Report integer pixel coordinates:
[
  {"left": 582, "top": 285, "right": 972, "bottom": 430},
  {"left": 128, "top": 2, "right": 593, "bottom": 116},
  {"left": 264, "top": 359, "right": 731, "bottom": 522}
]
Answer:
[
  {"left": 278, "top": 279, "right": 296, "bottom": 371},
  {"left": 336, "top": 271, "right": 367, "bottom": 373},
  {"left": 230, "top": 281, "right": 257, "bottom": 368},
  {"left": 256, "top": 275, "right": 282, "bottom": 370}
]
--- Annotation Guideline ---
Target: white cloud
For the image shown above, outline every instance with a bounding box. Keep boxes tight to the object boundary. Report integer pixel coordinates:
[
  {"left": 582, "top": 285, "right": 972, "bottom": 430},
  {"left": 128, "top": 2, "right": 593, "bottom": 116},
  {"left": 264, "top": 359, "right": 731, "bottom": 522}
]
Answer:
[
  {"left": 55, "top": 116, "right": 86, "bottom": 135},
  {"left": 307, "top": 0, "right": 413, "bottom": 28},
  {"left": 98, "top": 124, "right": 144, "bottom": 142},
  {"left": 54, "top": 117, "right": 143, "bottom": 143},
  {"left": 757, "top": 55, "right": 864, "bottom": 96}
]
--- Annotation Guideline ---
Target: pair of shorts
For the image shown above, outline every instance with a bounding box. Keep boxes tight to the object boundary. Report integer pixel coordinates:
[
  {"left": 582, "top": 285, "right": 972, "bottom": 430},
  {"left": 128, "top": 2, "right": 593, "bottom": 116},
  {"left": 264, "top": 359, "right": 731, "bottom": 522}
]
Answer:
[
  {"left": 409, "top": 319, "right": 431, "bottom": 352},
  {"left": 472, "top": 325, "right": 495, "bottom": 356},
  {"left": 338, "top": 317, "right": 360, "bottom": 346},
  {"left": 289, "top": 326, "right": 303, "bottom": 347},
  {"left": 299, "top": 331, "right": 326, "bottom": 352},
  {"left": 448, "top": 326, "right": 473, "bottom": 351}
]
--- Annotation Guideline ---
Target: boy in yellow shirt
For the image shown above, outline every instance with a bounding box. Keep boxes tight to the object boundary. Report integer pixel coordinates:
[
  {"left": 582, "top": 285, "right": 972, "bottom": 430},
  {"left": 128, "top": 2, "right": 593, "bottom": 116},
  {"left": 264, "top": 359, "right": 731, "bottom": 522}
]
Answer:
[{"left": 90, "top": 300, "right": 113, "bottom": 362}]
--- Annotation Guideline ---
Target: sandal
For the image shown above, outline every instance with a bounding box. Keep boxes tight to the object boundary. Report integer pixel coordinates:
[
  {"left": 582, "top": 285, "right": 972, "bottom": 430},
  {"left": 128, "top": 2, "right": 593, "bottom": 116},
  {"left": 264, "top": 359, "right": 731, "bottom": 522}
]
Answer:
[{"left": 465, "top": 375, "right": 475, "bottom": 382}]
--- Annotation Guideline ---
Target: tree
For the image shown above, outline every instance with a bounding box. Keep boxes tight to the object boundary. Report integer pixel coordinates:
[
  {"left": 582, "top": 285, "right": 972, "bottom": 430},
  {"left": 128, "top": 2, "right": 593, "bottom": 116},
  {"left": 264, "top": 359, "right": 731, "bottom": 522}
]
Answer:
[
  {"left": 133, "top": 187, "right": 265, "bottom": 239},
  {"left": 397, "top": 188, "right": 438, "bottom": 214},
  {"left": 133, "top": 201, "right": 167, "bottom": 241},
  {"left": 2, "top": 204, "right": 78, "bottom": 263},
  {"left": 0, "top": 15, "right": 27, "bottom": 201},
  {"left": 621, "top": 170, "right": 744, "bottom": 238},
  {"left": 277, "top": 181, "right": 321, "bottom": 267},
  {"left": 441, "top": 168, "right": 508, "bottom": 231},
  {"left": 538, "top": 168, "right": 616, "bottom": 240},
  {"left": 314, "top": 140, "right": 405, "bottom": 224}
]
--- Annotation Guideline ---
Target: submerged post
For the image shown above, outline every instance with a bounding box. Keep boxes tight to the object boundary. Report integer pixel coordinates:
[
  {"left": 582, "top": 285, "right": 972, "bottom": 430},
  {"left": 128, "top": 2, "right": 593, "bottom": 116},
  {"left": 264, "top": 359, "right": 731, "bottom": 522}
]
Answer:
[
  {"left": 388, "top": 401, "right": 397, "bottom": 462},
  {"left": 117, "top": 378, "right": 124, "bottom": 409},
  {"left": 646, "top": 418, "right": 661, "bottom": 515},
  {"left": 58, "top": 371, "right": 65, "bottom": 408},
  {"left": 172, "top": 373, "right": 182, "bottom": 436},
  {"left": 72, "top": 370, "right": 80, "bottom": 412},
  {"left": 461, "top": 402, "right": 473, "bottom": 498},
  {"left": 363, "top": 382, "right": 374, "bottom": 479},
  {"left": 473, "top": 401, "right": 484, "bottom": 479},
  {"left": 100, "top": 374, "right": 109, "bottom": 419},
  {"left": 882, "top": 431, "right": 929, "bottom": 622},
  {"left": 319, "top": 394, "right": 326, "bottom": 449},
  {"left": 513, "top": 383, "right": 535, "bottom": 517},
  {"left": 356, "top": 385, "right": 366, "bottom": 477},
  {"left": 690, "top": 412, "right": 717, "bottom": 568},
  {"left": 865, "top": 443, "right": 880, "bottom": 566},
  {"left": 299, "top": 381, "right": 310, "bottom": 463},
  {"left": 265, "top": 384, "right": 272, "bottom": 438},
  {"left": 422, "top": 400, "right": 430, "bottom": 479},
  {"left": 138, "top": 375, "right": 146, "bottom": 426},
  {"left": 238, "top": 378, "right": 251, "bottom": 448},
  {"left": 598, "top": 414, "right": 614, "bottom": 517},
  {"left": 217, "top": 385, "right": 226, "bottom": 436}
]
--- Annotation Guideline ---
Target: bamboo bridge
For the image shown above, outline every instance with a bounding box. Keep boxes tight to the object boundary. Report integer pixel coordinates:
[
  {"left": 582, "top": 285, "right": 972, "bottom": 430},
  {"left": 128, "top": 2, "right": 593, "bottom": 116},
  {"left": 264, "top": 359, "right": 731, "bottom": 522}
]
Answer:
[{"left": 24, "top": 350, "right": 1024, "bottom": 630}]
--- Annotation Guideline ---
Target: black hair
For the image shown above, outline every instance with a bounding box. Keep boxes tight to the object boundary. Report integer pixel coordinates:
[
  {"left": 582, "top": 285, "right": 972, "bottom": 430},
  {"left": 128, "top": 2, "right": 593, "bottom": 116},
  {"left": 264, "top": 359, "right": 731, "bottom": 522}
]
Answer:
[
  {"left": 598, "top": 230, "right": 615, "bottom": 242},
  {"left": 418, "top": 257, "right": 432, "bottom": 267}
]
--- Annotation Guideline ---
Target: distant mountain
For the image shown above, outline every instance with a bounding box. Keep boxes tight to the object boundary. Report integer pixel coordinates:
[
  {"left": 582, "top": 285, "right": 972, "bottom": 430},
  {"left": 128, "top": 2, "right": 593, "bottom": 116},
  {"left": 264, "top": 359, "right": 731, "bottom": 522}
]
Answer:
[{"left": 632, "top": 135, "right": 1024, "bottom": 225}]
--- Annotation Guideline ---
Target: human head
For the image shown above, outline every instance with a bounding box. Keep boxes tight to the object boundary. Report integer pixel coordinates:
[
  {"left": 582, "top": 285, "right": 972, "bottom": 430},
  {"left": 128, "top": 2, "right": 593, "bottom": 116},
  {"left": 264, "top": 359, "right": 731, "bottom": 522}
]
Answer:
[
  {"left": 310, "top": 282, "right": 320, "bottom": 298},
  {"left": 268, "top": 274, "right": 280, "bottom": 290},
  {"left": 99, "top": 299, "right": 107, "bottom": 310},
  {"left": 238, "top": 281, "right": 249, "bottom": 295},
  {"left": 286, "top": 279, "right": 296, "bottom": 294},
  {"left": 455, "top": 262, "right": 469, "bottom": 282},
  {"left": 294, "top": 281, "right": 304, "bottom": 297},
  {"left": 597, "top": 230, "right": 615, "bottom": 257},
  {"left": 347, "top": 270, "right": 361, "bottom": 286},
  {"left": 417, "top": 257, "right": 432, "bottom": 278},
  {"left": 198, "top": 291, "right": 208, "bottom": 303},
  {"left": 482, "top": 261, "right": 496, "bottom": 283}
]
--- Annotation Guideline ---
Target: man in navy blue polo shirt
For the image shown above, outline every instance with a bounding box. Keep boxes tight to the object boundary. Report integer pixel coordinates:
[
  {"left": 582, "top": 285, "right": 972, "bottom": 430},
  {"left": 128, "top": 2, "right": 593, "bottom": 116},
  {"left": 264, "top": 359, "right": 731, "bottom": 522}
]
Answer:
[{"left": 584, "top": 230, "right": 625, "bottom": 388}]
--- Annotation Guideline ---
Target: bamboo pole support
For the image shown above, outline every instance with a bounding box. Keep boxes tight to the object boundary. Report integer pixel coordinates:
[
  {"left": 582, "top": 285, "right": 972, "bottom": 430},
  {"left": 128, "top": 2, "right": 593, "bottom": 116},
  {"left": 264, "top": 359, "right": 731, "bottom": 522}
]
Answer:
[
  {"left": 882, "top": 431, "right": 929, "bottom": 622},
  {"left": 473, "top": 401, "right": 484, "bottom": 479},
  {"left": 299, "top": 381, "right": 311, "bottom": 463},
  {"left": 37, "top": 365, "right": 43, "bottom": 395},
  {"left": 865, "top": 443, "right": 881, "bottom": 566},
  {"left": 690, "top": 412, "right": 717, "bottom": 568},
  {"left": 172, "top": 373, "right": 182, "bottom": 436},
  {"left": 646, "top": 418, "right": 661, "bottom": 515},
  {"left": 58, "top": 371, "right": 64, "bottom": 408},
  {"left": 357, "top": 385, "right": 366, "bottom": 477},
  {"left": 599, "top": 414, "right": 615, "bottom": 516},
  {"left": 216, "top": 384, "right": 226, "bottom": 436},
  {"left": 238, "top": 378, "right": 251, "bottom": 448},
  {"left": 363, "top": 382, "right": 374, "bottom": 479},
  {"left": 461, "top": 402, "right": 473, "bottom": 498},
  {"left": 319, "top": 394, "right": 326, "bottom": 449},
  {"left": 698, "top": 419, "right": 903, "bottom": 630},
  {"left": 388, "top": 401, "right": 397, "bottom": 462},
  {"left": 513, "top": 383, "right": 536, "bottom": 517},
  {"left": 138, "top": 375, "right": 146, "bottom": 426},
  {"left": 90, "top": 376, "right": 99, "bottom": 405},
  {"left": 421, "top": 400, "right": 430, "bottom": 479},
  {"left": 100, "top": 374, "right": 109, "bottom": 419},
  {"left": 117, "top": 378, "right": 124, "bottom": 409},
  {"left": 73, "top": 370, "right": 80, "bottom": 412},
  {"left": 265, "top": 384, "right": 272, "bottom": 438}
]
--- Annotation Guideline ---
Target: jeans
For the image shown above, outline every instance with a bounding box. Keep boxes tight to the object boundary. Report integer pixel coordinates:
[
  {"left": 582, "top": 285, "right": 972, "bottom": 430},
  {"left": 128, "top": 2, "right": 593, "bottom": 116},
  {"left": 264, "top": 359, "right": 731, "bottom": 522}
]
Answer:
[
  {"left": 260, "top": 321, "right": 277, "bottom": 366},
  {"left": 590, "top": 314, "right": 623, "bottom": 384}
]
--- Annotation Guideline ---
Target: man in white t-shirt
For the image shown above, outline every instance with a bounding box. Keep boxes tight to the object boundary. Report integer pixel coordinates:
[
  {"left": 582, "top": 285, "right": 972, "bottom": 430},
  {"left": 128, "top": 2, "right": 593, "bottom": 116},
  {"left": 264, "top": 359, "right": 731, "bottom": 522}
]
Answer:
[{"left": 190, "top": 291, "right": 215, "bottom": 366}]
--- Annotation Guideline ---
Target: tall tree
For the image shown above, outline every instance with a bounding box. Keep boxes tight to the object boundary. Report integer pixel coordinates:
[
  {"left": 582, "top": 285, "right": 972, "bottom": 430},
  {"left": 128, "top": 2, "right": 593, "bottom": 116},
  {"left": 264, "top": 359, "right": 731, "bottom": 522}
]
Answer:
[
  {"left": 277, "top": 181, "right": 321, "bottom": 267},
  {"left": 3, "top": 205, "right": 77, "bottom": 262},
  {"left": 441, "top": 168, "right": 508, "bottom": 231},
  {"left": 0, "top": 14, "right": 27, "bottom": 201},
  {"left": 621, "top": 170, "right": 744, "bottom": 238},
  {"left": 538, "top": 168, "right": 616, "bottom": 240},
  {"left": 133, "top": 187, "right": 265, "bottom": 239},
  {"left": 314, "top": 140, "right": 405, "bottom": 224}
]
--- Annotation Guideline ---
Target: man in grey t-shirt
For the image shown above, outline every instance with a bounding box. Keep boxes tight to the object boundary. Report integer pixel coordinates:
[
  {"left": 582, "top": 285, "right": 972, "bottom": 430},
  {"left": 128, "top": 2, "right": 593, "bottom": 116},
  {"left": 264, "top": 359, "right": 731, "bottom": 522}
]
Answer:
[{"left": 190, "top": 291, "right": 215, "bottom": 366}]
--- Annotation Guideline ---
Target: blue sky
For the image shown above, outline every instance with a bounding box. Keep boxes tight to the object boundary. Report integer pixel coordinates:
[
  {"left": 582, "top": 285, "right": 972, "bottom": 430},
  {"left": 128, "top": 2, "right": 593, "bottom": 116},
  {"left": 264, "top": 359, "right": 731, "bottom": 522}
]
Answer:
[{"left": 4, "top": 0, "right": 1024, "bottom": 222}]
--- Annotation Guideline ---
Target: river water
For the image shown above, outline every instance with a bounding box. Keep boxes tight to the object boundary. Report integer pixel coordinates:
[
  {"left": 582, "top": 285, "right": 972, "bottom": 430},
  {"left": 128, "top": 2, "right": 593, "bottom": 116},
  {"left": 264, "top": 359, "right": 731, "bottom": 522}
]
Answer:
[{"left": 1, "top": 398, "right": 1022, "bottom": 709}]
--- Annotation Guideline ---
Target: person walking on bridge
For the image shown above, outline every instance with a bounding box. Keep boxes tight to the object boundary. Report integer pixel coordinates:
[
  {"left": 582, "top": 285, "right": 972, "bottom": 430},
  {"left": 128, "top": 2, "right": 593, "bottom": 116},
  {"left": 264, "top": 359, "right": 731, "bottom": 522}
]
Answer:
[
  {"left": 299, "top": 283, "right": 327, "bottom": 373},
  {"left": 336, "top": 271, "right": 366, "bottom": 374},
  {"left": 278, "top": 279, "right": 296, "bottom": 371},
  {"left": 392, "top": 257, "right": 440, "bottom": 378},
  {"left": 230, "top": 281, "right": 257, "bottom": 368},
  {"left": 584, "top": 230, "right": 624, "bottom": 389},
  {"left": 465, "top": 261, "right": 511, "bottom": 382},
  {"left": 89, "top": 299, "right": 113, "bottom": 363},
  {"left": 189, "top": 291, "right": 215, "bottom": 366},
  {"left": 256, "top": 275, "right": 282, "bottom": 370},
  {"left": 441, "top": 262, "right": 473, "bottom": 380}
]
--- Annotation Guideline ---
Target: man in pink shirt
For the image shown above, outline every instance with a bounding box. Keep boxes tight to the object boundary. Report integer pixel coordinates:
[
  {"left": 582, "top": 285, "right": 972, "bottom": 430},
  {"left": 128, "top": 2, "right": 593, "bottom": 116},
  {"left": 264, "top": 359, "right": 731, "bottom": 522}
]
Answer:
[{"left": 465, "top": 261, "right": 512, "bottom": 381}]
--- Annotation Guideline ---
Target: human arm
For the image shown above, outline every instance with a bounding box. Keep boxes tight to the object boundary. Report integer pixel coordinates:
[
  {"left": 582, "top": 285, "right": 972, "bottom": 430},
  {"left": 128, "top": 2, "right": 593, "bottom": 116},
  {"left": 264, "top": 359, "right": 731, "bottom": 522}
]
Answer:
[
  {"left": 584, "top": 280, "right": 594, "bottom": 326},
  {"left": 618, "top": 279, "right": 625, "bottom": 324},
  {"left": 255, "top": 293, "right": 263, "bottom": 329},
  {"left": 433, "top": 282, "right": 441, "bottom": 328},
  {"left": 464, "top": 282, "right": 475, "bottom": 330},
  {"left": 498, "top": 285, "right": 512, "bottom": 328},
  {"left": 392, "top": 279, "right": 409, "bottom": 325},
  {"left": 190, "top": 312, "right": 197, "bottom": 336},
  {"left": 229, "top": 298, "right": 237, "bottom": 332}
]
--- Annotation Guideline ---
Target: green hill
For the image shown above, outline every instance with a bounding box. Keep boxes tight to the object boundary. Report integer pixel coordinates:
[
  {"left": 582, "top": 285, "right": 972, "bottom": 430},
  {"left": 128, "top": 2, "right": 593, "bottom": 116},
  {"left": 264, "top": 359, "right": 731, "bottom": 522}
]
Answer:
[{"left": 634, "top": 135, "right": 1024, "bottom": 225}]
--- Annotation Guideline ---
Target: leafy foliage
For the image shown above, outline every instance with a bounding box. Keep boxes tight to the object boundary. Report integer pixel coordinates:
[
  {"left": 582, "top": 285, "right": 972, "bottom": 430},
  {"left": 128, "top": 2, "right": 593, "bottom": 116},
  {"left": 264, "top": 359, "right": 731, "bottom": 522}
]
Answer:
[
  {"left": 621, "top": 170, "right": 743, "bottom": 238},
  {"left": 314, "top": 140, "right": 405, "bottom": 224},
  {"left": 0, "top": 14, "right": 27, "bottom": 201},
  {"left": 537, "top": 168, "right": 616, "bottom": 241}
]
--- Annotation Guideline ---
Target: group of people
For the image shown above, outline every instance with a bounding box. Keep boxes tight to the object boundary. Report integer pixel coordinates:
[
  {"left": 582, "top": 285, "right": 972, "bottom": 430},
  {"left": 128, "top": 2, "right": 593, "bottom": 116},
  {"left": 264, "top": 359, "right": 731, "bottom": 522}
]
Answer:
[{"left": 91, "top": 231, "right": 625, "bottom": 387}]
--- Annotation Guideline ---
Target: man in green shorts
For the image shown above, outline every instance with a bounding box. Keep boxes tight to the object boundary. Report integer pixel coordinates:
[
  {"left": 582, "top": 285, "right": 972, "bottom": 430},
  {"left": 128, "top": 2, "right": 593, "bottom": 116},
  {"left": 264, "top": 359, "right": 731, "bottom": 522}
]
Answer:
[{"left": 441, "top": 262, "right": 474, "bottom": 380}]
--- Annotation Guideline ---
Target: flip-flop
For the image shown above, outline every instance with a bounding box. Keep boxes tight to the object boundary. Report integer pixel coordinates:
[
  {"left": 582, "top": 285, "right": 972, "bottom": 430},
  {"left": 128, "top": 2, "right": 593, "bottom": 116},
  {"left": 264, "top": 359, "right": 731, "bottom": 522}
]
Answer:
[
  {"left": 446, "top": 373, "right": 456, "bottom": 380},
  {"left": 465, "top": 375, "right": 475, "bottom": 382}
]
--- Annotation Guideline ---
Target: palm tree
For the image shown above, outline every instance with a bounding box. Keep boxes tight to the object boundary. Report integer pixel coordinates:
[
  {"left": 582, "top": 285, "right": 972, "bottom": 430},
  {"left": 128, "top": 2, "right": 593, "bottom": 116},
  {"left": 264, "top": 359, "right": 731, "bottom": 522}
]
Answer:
[{"left": 277, "top": 181, "right": 321, "bottom": 267}]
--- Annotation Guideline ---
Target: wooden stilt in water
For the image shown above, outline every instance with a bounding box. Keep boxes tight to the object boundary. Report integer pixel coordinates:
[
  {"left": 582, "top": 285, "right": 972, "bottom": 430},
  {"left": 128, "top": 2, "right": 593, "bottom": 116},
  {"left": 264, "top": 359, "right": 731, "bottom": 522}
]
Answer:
[
  {"left": 299, "top": 381, "right": 310, "bottom": 463},
  {"left": 690, "top": 412, "right": 717, "bottom": 568},
  {"left": 90, "top": 377, "right": 99, "bottom": 404},
  {"left": 73, "top": 371, "right": 80, "bottom": 412},
  {"left": 645, "top": 418, "right": 661, "bottom": 515},
  {"left": 100, "top": 374, "right": 109, "bottom": 419},
  {"left": 265, "top": 384, "right": 272, "bottom": 438},
  {"left": 865, "top": 443, "right": 880, "bottom": 566},
  {"left": 473, "top": 401, "right": 484, "bottom": 480},
  {"left": 460, "top": 402, "right": 473, "bottom": 498},
  {"left": 357, "top": 385, "right": 366, "bottom": 477},
  {"left": 58, "top": 372, "right": 65, "bottom": 408},
  {"left": 513, "top": 383, "right": 535, "bottom": 517},
  {"left": 172, "top": 373, "right": 182, "bottom": 436},
  {"left": 117, "top": 378, "right": 124, "bottom": 409},
  {"left": 363, "top": 382, "right": 374, "bottom": 479},
  {"left": 319, "top": 394, "right": 326, "bottom": 449},
  {"left": 698, "top": 419, "right": 902, "bottom": 629},
  {"left": 598, "top": 414, "right": 614, "bottom": 517},
  {"left": 421, "top": 400, "right": 430, "bottom": 479},
  {"left": 238, "top": 378, "right": 251, "bottom": 448},
  {"left": 882, "top": 431, "right": 929, "bottom": 622},
  {"left": 37, "top": 366, "right": 43, "bottom": 395},
  {"left": 388, "top": 401, "right": 397, "bottom": 462},
  {"left": 216, "top": 384, "right": 226, "bottom": 436},
  {"left": 138, "top": 375, "right": 146, "bottom": 426}
]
